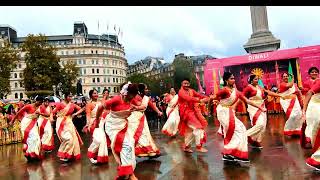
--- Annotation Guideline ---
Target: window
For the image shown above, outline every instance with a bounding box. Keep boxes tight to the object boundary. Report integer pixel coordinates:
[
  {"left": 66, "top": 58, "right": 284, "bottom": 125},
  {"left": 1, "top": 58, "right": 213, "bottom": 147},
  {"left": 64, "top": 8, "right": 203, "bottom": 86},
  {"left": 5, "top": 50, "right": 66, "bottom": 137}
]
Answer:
[
  {"left": 92, "top": 69, "right": 95, "bottom": 74},
  {"left": 15, "top": 83, "right": 18, "bottom": 88},
  {"left": 83, "top": 59, "right": 86, "bottom": 64},
  {"left": 92, "top": 78, "right": 95, "bottom": 83},
  {"left": 66, "top": 51, "right": 69, "bottom": 55},
  {"left": 14, "top": 73, "right": 17, "bottom": 78},
  {"left": 96, "top": 50, "right": 98, "bottom": 54},
  {"left": 84, "top": 69, "right": 86, "bottom": 74},
  {"left": 113, "top": 70, "right": 115, "bottom": 74},
  {"left": 97, "top": 69, "right": 99, "bottom": 74},
  {"left": 74, "top": 50, "right": 76, "bottom": 54},
  {"left": 116, "top": 78, "right": 118, "bottom": 83},
  {"left": 104, "top": 77, "right": 106, "bottom": 83},
  {"left": 108, "top": 78, "right": 110, "bottom": 83},
  {"left": 96, "top": 60, "right": 98, "bottom": 64},
  {"left": 78, "top": 50, "right": 81, "bottom": 54},
  {"left": 108, "top": 87, "right": 111, "bottom": 91},
  {"left": 61, "top": 51, "right": 64, "bottom": 55},
  {"left": 19, "top": 73, "right": 22, "bottom": 78},
  {"left": 116, "top": 70, "right": 118, "bottom": 74},
  {"left": 92, "top": 60, "right": 94, "bottom": 64},
  {"left": 91, "top": 50, "right": 93, "bottom": 54},
  {"left": 107, "top": 69, "right": 109, "bottom": 74},
  {"left": 114, "top": 87, "right": 117, "bottom": 93},
  {"left": 18, "top": 64, "right": 21, "bottom": 68},
  {"left": 20, "top": 82, "right": 23, "bottom": 87},
  {"left": 103, "top": 69, "right": 106, "bottom": 74},
  {"left": 84, "top": 89, "right": 86, "bottom": 94},
  {"left": 79, "top": 69, "right": 82, "bottom": 75},
  {"left": 15, "top": 93, "right": 18, "bottom": 99},
  {"left": 20, "top": 93, "right": 23, "bottom": 99},
  {"left": 113, "top": 78, "right": 115, "bottom": 83},
  {"left": 97, "top": 87, "right": 101, "bottom": 93},
  {"left": 78, "top": 59, "right": 81, "bottom": 64},
  {"left": 97, "top": 78, "right": 100, "bottom": 83}
]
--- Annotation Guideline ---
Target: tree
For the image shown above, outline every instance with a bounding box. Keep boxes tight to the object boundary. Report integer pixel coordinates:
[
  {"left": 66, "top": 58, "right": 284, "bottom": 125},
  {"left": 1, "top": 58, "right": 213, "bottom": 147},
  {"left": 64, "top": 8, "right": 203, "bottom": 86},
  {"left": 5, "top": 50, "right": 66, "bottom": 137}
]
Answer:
[
  {"left": 172, "top": 56, "right": 197, "bottom": 90},
  {"left": 21, "top": 34, "right": 79, "bottom": 98},
  {"left": 60, "top": 61, "right": 79, "bottom": 94},
  {"left": 21, "top": 34, "right": 61, "bottom": 93},
  {"left": 127, "top": 73, "right": 151, "bottom": 85},
  {"left": 0, "top": 41, "right": 19, "bottom": 99}
]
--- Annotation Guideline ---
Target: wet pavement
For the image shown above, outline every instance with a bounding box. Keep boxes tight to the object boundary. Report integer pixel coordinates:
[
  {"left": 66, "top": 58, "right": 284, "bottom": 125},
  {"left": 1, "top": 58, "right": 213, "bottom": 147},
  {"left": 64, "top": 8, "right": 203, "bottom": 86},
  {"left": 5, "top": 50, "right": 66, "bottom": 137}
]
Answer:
[{"left": 0, "top": 113, "right": 319, "bottom": 180}]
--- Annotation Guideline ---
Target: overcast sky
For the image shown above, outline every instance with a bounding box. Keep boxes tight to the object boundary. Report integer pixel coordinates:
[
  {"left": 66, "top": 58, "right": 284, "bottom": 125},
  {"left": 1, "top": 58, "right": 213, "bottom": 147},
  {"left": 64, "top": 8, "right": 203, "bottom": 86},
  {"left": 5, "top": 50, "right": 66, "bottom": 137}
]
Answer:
[{"left": 1, "top": 6, "right": 320, "bottom": 64}]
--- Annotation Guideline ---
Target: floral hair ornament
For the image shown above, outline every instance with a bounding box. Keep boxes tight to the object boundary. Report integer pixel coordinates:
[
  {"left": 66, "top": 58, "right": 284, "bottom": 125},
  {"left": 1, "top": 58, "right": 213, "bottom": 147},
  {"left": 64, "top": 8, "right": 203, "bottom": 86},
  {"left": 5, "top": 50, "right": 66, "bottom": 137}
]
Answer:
[{"left": 120, "top": 81, "right": 132, "bottom": 95}]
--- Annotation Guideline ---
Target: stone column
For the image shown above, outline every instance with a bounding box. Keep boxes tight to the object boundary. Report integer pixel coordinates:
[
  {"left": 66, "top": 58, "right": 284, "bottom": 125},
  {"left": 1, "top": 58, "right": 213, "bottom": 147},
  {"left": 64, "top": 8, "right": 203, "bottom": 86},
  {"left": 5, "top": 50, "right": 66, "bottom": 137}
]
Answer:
[{"left": 244, "top": 6, "right": 281, "bottom": 54}]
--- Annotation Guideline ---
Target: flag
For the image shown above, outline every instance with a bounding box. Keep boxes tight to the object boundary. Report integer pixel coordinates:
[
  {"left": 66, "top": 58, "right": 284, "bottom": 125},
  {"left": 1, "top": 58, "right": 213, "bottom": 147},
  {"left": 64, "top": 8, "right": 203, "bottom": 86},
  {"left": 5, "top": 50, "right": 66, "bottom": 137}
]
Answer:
[
  {"left": 275, "top": 61, "right": 280, "bottom": 88},
  {"left": 114, "top": 25, "right": 116, "bottom": 32},
  {"left": 118, "top": 27, "right": 121, "bottom": 35},
  {"left": 212, "top": 69, "right": 218, "bottom": 94},
  {"left": 258, "top": 79, "right": 265, "bottom": 88},
  {"left": 218, "top": 68, "right": 223, "bottom": 88},
  {"left": 195, "top": 73, "right": 204, "bottom": 94},
  {"left": 296, "top": 59, "right": 303, "bottom": 88},
  {"left": 288, "top": 61, "right": 293, "bottom": 82}
]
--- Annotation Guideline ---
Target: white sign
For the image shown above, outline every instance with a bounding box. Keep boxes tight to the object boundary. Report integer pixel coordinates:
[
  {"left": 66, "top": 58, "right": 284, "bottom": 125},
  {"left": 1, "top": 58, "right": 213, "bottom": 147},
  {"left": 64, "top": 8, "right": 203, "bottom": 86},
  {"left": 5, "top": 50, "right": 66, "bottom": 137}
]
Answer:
[{"left": 248, "top": 53, "right": 269, "bottom": 61}]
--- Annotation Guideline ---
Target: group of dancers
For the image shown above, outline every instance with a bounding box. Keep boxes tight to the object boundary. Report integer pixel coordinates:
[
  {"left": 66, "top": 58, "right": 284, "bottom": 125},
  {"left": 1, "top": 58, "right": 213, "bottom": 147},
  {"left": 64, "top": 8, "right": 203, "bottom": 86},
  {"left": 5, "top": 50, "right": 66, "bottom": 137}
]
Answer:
[
  {"left": 11, "top": 66, "right": 320, "bottom": 179},
  {"left": 161, "top": 66, "right": 320, "bottom": 171}
]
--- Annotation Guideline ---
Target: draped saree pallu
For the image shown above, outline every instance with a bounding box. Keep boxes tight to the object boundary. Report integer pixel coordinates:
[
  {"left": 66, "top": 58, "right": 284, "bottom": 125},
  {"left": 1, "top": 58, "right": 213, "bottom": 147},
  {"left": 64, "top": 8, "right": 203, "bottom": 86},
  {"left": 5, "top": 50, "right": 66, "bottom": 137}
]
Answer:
[
  {"left": 216, "top": 88, "right": 248, "bottom": 160},
  {"left": 55, "top": 103, "right": 83, "bottom": 161},
  {"left": 105, "top": 110, "right": 136, "bottom": 177},
  {"left": 244, "top": 86, "right": 267, "bottom": 147},
  {"left": 306, "top": 91, "right": 320, "bottom": 168},
  {"left": 87, "top": 103, "right": 110, "bottom": 164},
  {"left": 178, "top": 88, "right": 207, "bottom": 150},
  {"left": 37, "top": 105, "right": 54, "bottom": 151},
  {"left": 279, "top": 85, "right": 303, "bottom": 136},
  {"left": 127, "top": 96, "right": 160, "bottom": 157},
  {"left": 162, "top": 94, "right": 180, "bottom": 137},
  {"left": 21, "top": 113, "right": 42, "bottom": 160}
]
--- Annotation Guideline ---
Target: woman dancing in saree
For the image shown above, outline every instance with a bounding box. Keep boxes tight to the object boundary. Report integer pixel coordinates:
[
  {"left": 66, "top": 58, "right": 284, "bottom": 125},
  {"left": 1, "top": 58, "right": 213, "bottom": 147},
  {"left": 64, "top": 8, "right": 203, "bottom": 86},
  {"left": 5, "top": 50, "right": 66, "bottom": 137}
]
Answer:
[
  {"left": 52, "top": 92, "right": 84, "bottom": 162},
  {"left": 128, "top": 83, "right": 163, "bottom": 158},
  {"left": 302, "top": 80, "right": 320, "bottom": 170},
  {"left": 162, "top": 88, "right": 180, "bottom": 137},
  {"left": 301, "top": 67, "right": 319, "bottom": 148},
  {"left": 95, "top": 82, "right": 139, "bottom": 180},
  {"left": 37, "top": 97, "right": 54, "bottom": 152},
  {"left": 86, "top": 89, "right": 110, "bottom": 164},
  {"left": 243, "top": 74, "right": 282, "bottom": 149},
  {"left": 12, "top": 96, "right": 44, "bottom": 161},
  {"left": 210, "top": 72, "right": 266, "bottom": 163},
  {"left": 278, "top": 72, "right": 303, "bottom": 137}
]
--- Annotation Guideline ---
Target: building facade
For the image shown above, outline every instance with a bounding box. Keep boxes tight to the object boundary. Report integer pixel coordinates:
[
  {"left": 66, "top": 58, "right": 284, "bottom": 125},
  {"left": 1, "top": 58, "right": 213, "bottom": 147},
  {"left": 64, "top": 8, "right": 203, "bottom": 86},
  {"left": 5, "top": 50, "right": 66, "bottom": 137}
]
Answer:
[{"left": 0, "top": 22, "right": 127, "bottom": 99}]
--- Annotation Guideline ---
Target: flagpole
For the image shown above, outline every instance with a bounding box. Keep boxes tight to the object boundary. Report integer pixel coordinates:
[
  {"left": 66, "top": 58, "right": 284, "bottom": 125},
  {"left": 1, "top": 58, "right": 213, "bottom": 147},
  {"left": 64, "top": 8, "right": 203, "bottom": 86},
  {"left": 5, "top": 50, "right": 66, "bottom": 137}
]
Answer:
[
  {"left": 107, "top": 22, "right": 109, "bottom": 46},
  {"left": 98, "top": 20, "right": 100, "bottom": 44}
]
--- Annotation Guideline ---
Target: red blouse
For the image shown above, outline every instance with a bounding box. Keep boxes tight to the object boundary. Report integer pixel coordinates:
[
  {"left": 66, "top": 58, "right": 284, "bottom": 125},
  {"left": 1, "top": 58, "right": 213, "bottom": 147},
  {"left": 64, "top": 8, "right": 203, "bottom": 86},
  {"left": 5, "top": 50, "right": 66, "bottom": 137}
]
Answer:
[
  {"left": 302, "top": 79, "right": 318, "bottom": 95},
  {"left": 103, "top": 95, "right": 140, "bottom": 111},
  {"left": 214, "top": 87, "right": 246, "bottom": 102},
  {"left": 15, "top": 104, "right": 37, "bottom": 120},
  {"left": 311, "top": 79, "right": 320, "bottom": 94},
  {"left": 242, "top": 85, "right": 265, "bottom": 99},
  {"left": 178, "top": 88, "right": 206, "bottom": 107},
  {"left": 52, "top": 102, "right": 81, "bottom": 116}
]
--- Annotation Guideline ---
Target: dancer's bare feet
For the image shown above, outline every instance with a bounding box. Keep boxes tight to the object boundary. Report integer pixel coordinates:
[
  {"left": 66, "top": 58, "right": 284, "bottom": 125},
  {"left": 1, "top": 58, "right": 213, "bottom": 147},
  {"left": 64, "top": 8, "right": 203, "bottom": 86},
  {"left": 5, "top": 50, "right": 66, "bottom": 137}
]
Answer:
[
  {"left": 183, "top": 147, "right": 193, "bottom": 153},
  {"left": 130, "top": 174, "right": 138, "bottom": 180},
  {"left": 196, "top": 147, "right": 208, "bottom": 153}
]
